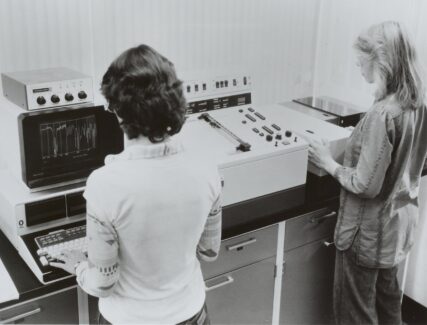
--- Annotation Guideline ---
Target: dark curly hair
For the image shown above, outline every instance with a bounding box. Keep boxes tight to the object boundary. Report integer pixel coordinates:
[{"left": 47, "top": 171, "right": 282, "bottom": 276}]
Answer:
[{"left": 101, "top": 44, "right": 187, "bottom": 142}]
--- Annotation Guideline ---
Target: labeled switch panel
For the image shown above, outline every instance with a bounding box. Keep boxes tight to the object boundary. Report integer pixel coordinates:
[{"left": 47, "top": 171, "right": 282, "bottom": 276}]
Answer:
[
  {"left": 182, "top": 73, "right": 252, "bottom": 114},
  {"left": 183, "top": 74, "right": 252, "bottom": 101}
]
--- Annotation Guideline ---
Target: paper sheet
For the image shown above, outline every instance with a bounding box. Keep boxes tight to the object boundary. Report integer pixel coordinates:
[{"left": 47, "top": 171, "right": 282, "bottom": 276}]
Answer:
[{"left": 0, "top": 257, "right": 19, "bottom": 303}]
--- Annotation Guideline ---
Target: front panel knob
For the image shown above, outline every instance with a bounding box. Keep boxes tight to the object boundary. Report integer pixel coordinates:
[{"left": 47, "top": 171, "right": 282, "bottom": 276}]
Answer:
[
  {"left": 51, "top": 95, "right": 60, "bottom": 103},
  {"left": 285, "top": 130, "right": 292, "bottom": 137},
  {"left": 78, "top": 91, "right": 87, "bottom": 99},
  {"left": 37, "top": 96, "right": 46, "bottom": 105},
  {"left": 65, "top": 93, "right": 74, "bottom": 101}
]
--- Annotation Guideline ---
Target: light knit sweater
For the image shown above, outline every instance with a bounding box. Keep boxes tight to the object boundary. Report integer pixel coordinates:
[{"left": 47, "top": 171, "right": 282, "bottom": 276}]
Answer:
[{"left": 76, "top": 137, "right": 222, "bottom": 324}]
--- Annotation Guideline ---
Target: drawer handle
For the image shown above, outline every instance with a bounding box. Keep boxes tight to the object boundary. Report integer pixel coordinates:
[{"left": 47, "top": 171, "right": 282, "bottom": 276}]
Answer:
[
  {"left": 1, "top": 307, "right": 42, "bottom": 323},
  {"left": 310, "top": 211, "right": 337, "bottom": 224},
  {"left": 226, "top": 238, "right": 257, "bottom": 251},
  {"left": 205, "top": 275, "right": 234, "bottom": 292},
  {"left": 323, "top": 241, "right": 335, "bottom": 247}
]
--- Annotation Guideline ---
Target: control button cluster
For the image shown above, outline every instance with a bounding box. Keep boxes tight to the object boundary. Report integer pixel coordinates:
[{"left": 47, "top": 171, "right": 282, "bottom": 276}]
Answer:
[
  {"left": 36, "top": 91, "right": 88, "bottom": 106},
  {"left": 239, "top": 106, "right": 296, "bottom": 147}
]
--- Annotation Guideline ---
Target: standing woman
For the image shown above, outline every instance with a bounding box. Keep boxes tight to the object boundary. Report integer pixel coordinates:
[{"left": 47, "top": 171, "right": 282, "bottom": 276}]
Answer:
[
  {"left": 51, "top": 44, "right": 222, "bottom": 324},
  {"left": 308, "top": 21, "right": 427, "bottom": 324}
]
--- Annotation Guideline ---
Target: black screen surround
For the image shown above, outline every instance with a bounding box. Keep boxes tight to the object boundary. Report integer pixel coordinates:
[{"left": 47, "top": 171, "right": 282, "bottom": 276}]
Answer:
[{"left": 19, "top": 105, "right": 124, "bottom": 189}]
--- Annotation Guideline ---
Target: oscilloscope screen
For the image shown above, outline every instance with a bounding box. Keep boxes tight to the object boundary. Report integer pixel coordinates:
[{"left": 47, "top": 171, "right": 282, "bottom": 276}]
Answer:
[
  {"left": 20, "top": 105, "right": 124, "bottom": 189},
  {"left": 39, "top": 115, "right": 97, "bottom": 160}
]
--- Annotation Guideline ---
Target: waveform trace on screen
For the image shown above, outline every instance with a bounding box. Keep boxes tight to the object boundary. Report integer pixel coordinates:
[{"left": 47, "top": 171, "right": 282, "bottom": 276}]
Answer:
[{"left": 40, "top": 115, "right": 97, "bottom": 159}]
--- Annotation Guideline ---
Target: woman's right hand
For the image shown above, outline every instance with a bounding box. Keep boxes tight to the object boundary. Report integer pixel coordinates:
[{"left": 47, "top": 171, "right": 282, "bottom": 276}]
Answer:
[{"left": 306, "top": 137, "right": 340, "bottom": 176}]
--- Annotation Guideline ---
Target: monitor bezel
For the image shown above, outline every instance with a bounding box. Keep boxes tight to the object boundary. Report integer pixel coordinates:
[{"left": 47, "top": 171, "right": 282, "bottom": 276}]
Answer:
[{"left": 17, "top": 104, "right": 124, "bottom": 190}]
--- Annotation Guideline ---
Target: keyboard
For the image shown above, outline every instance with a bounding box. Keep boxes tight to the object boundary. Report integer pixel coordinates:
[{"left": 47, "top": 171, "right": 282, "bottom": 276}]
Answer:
[{"left": 35, "top": 225, "right": 87, "bottom": 267}]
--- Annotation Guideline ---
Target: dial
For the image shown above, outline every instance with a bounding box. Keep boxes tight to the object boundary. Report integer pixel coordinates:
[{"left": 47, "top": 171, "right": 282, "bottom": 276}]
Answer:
[
  {"left": 36, "top": 96, "right": 46, "bottom": 105},
  {"left": 78, "top": 91, "right": 87, "bottom": 99},
  {"left": 65, "top": 93, "right": 74, "bottom": 101},
  {"left": 51, "top": 95, "right": 60, "bottom": 103}
]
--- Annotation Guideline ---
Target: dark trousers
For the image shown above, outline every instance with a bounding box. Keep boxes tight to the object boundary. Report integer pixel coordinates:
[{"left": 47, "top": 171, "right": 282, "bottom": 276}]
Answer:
[
  {"left": 98, "top": 302, "right": 210, "bottom": 325},
  {"left": 334, "top": 248, "right": 402, "bottom": 325}
]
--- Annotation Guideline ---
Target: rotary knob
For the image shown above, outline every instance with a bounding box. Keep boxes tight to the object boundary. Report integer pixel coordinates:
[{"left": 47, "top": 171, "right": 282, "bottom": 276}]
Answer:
[
  {"left": 65, "top": 93, "right": 74, "bottom": 101},
  {"left": 78, "top": 91, "right": 87, "bottom": 99},
  {"left": 266, "top": 134, "right": 273, "bottom": 142},
  {"left": 36, "top": 96, "right": 46, "bottom": 105},
  {"left": 285, "top": 130, "right": 292, "bottom": 137},
  {"left": 51, "top": 95, "right": 60, "bottom": 103}
]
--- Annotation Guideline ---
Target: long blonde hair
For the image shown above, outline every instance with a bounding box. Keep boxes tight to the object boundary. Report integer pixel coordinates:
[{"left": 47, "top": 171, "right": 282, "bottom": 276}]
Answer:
[{"left": 354, "top": 21, "right": 425, "bottom": 109}]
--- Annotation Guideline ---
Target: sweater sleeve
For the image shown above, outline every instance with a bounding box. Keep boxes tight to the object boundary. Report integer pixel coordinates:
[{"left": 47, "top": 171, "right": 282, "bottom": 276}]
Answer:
[
  {"left": 197, "top": 193, "right": 222, "bottom": 262},
  {"left": 333, "top": 110, "right": 394, "bottom": 199},
  {"left": 75, "top": 204, "right": 120, "bottom": 298}
]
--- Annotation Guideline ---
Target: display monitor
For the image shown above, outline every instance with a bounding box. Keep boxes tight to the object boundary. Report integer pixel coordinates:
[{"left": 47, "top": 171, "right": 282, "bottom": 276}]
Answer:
[{"left": 19, "top": 105, "right": 123, "bottom": 190}]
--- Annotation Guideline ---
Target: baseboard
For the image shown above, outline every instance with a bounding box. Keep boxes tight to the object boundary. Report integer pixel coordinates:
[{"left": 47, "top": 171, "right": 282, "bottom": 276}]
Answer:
[{"left": 402, "top": 295, "right": 427, "bottom": 325}]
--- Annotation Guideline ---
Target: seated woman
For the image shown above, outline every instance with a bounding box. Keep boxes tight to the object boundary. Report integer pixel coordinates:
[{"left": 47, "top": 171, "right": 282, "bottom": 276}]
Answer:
[{"left": 51, "top": 44, "right": 222, "bottom": 325}]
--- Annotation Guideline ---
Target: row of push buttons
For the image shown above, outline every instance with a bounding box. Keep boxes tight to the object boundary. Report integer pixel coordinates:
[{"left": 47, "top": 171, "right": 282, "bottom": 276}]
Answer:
[{"left": 186, "top": 84, "right": 207, "bottom": 93}]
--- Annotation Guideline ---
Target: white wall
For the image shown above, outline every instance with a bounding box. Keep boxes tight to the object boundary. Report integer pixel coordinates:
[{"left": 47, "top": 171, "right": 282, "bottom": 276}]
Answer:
[
  {"left": 0, "top": 0, "right": 320, "bottom": 106},
  {"left": 313, "top": 0, "right": 427, "bottom": 109}
]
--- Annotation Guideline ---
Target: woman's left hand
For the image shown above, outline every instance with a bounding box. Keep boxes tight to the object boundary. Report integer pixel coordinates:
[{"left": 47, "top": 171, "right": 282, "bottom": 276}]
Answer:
[
  {"left": 49, "top": 250, "right": 87, "bottom": 275},
  {"left": 307, "top": 138, "right": 337, "bottom": 175}
]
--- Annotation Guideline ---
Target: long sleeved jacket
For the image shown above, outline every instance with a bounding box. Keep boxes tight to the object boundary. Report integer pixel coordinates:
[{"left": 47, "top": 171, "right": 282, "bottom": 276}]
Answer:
[{"left": 333, "top": 95, "right": 427, "bottom": 268}]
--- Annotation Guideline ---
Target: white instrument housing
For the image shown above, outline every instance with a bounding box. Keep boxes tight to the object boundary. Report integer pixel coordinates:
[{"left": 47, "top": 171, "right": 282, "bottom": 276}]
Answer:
[{"left": 258, "top": 103, "right": 351, "bottom": 176}]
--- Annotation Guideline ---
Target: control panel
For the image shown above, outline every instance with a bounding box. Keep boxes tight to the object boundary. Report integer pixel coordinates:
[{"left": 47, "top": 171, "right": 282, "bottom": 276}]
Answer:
[
  {"left": 180, "top": 102, "right": 308, "bottom": 207},
  {"left": 2, "top": 67, "right": 93, "bottom": 110},
  {"left": 194, "top": 104, "right": 301, "bottom": 155},
  {"left": 16, "top": 190, "right": 86, "bottom": 235},
  {"left": 182, "top": 73, "right": 252, "bottom": 114},
  {"left": 232, "top": 105, "right": 298, "bottom": 148},
  {"left": 258, "top": 103, "right": 351, "bottom": 176},
  {"left": 0, "top": 169, "right": 88, "bottom": 283},
  {"left": 183, "top": 73, "right": 251, "bottom": 100}
]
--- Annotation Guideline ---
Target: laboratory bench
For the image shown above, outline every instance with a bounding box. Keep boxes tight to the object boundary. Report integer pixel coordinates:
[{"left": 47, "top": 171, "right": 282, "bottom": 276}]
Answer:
[{"left": 0, "top": 174, "right": 340, "bottom": 324}]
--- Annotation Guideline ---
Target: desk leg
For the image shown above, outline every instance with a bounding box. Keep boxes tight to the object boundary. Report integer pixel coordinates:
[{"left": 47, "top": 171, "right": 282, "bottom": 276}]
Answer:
[{"left": 77, "top": 287, "right": 89, "bottom": 324}]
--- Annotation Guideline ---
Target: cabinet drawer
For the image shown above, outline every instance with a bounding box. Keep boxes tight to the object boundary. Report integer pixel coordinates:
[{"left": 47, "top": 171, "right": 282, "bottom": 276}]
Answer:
[
  {"left": 201, "top": 224, "right": 278, "bottom": 279},
  {"left": 0, "top": 288, "right": 78, "bottom": 324},
  {"left": 205, "top": 257, "right": 275, "bottom": 325},
  {"left": 284, "top": 208, "right": 337, "bottom": 251}
]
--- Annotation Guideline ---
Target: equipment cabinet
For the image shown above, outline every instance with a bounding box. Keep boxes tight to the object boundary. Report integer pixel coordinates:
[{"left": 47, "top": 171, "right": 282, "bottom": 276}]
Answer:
[
  {"left": 205, "top": 257, "right": 276, "bottom": 324},
  {"left": 280, "top": 207, "right": 337, "bottom": 324},
  {"left": 201, "top": 224, "right": 278, "bottom": 325},
  {"left": 0, "top": 287, "right": 79, "bottom": 324}
]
